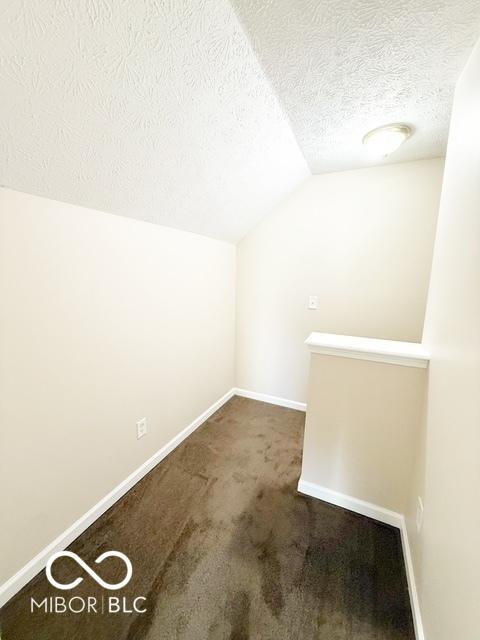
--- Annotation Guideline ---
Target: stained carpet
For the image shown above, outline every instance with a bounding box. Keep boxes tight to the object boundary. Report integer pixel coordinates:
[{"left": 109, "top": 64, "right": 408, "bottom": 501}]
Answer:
[{"left": 0, "top": 396, "right": 415, "bottom": 639}]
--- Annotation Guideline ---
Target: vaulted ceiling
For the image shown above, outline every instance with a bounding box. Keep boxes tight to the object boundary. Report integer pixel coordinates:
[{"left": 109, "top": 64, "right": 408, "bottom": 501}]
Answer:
[
  {"left": 232, "top": 0, "right": 480, "bottom": 174},
  {"left": 0, "top": 0, "right": 308, "bottom": 242},
  {"left": 0, "top": 1, "right": 479, "bottom": 241}
]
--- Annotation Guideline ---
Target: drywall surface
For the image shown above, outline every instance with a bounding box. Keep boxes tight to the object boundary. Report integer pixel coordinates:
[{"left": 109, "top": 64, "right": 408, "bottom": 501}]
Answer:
[
  {"left": 0, "top": 1, "right": 308, "bottom": 242},
  {"left": 236, "top": 158, "right": 443, "bottom": 402},
  {"left": 0, "top": 188, "right": 235, "bottom": 584},
  {"left": 302, "top": 354, "right": 426, "bottom": 514},
  {"left": 406, "top": 40, "right": 480, "bottom": 640}
]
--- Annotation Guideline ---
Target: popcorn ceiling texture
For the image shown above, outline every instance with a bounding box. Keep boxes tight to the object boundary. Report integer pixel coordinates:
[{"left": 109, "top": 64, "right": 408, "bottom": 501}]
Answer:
[
  {"left": 231, "top": 0, "right": 480, "bottom": 173},
  {"left": 0, "top": 1, "right": 479, "bottom": 239},
  {"left": 0, "top": 0, "right": 308, "bottom": 242}
]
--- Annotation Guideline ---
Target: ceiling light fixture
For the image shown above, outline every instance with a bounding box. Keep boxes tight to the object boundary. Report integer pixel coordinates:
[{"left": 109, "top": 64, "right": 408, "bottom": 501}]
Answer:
[{"left": 362, "top": 123, "right": 412, "bottom": 157}]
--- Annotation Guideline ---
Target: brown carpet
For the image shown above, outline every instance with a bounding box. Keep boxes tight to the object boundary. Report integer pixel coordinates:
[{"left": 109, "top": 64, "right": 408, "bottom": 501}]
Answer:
[{"left": 0, "top": 396, "right": 415, "bottom": 639}]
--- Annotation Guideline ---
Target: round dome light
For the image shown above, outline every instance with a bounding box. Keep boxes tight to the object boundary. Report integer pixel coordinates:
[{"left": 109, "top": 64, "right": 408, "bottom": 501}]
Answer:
[{"left": 362, "top": 124, "right": 412, "bottom": 157}]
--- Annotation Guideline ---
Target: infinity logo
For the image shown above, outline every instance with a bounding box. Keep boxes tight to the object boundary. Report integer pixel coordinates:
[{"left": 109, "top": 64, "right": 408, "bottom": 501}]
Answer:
[{"left": 46, "top": 551, "right": 133, "bottom": 591}]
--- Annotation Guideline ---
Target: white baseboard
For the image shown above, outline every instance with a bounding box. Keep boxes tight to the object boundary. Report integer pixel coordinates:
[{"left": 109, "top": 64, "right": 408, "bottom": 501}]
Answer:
[
  {"left": 0, "top": 387, "right": 235, "bottom": 609},
  {"left": 298, "top": 477, "right": 424, "bottom": 640},
  {"left": 0, "top": 390, "right": 424, "bottom": 640},
  {"left": 297, "top": 478, "right": 403, "bottom": 527},
  {"left": 234, "top": 387, "right": 306, "bottom": 412},
  {"left": 399, "top": 518, "right": 425, "bottom": 640}
]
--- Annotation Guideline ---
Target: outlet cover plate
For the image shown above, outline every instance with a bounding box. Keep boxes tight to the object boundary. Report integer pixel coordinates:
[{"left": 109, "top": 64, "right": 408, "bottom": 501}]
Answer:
[
  {"left": 136, "top": 418, "right": 147, "bottom": 439},
  {"left": 416, "top": 496, "right": 424, "bottom": 532}
]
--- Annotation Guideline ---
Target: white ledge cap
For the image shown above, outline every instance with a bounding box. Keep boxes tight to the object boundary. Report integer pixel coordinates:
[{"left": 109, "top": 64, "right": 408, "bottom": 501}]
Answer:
[{"left": 305, "top": 332, "right": 430, "bottom": 368}]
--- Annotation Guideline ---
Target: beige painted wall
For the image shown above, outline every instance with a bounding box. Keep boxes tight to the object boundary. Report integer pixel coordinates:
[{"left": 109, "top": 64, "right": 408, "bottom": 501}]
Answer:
[
  {"left": 0, "top": 188, "right": 236, "bottom": 584},
  {"left": 236, "top": 159, "right": 443, "bottom": 403},
  {"left": 302, "top": 354, "right": 426, "bottom": 514},
  {"left": 406, "top": 40, "right": 480, "bottom": 640}
]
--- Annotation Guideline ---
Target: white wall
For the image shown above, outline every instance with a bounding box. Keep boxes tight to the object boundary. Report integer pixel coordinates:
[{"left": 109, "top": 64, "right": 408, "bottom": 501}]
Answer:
[
  {"left": 0, "top": 188, "right": 236, "bottom": 585},
  {"left": 406, "top": 40, "right": 480, "bottom": 640},
  {"left": 302, "top": 354, "right": 426, "bottom": 515},
  {"left": 236, "top": 159, "right": 443, "bottom": 402}
]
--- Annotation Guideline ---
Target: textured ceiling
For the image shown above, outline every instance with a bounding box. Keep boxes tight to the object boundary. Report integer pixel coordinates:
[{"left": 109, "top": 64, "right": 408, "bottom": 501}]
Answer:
[
  {"left": 0, "top": 1, "right": 308, "bottom": 242},
  {"left": 1, "top": 2, "right": 479, "bottom": 240},
  {"left": 231, "top": 0, "right": 480, "bottom": 173}
]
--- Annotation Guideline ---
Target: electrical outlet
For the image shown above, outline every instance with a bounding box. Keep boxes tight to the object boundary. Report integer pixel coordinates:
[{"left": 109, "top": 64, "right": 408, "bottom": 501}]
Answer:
[
  {"left": 136, "top": 418, "right": 147, "bottom": 439},
  {"left": 308, "top": 295, "right": 318, "bottom": 310},
  {"left": 416, "top": 496, "right": 424, "bottom": 533}
]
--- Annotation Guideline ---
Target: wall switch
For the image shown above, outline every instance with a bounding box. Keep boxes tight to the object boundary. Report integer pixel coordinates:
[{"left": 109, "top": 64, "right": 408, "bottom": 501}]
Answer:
[
  {"left": 136, "top": 418, "right": 147, "bottom": 439},
  {"left": 308, "top": 295, "right": 318, "bottom": 310},
  {"left": 416, "top": 496, "right": 424, "bottom": 533}
]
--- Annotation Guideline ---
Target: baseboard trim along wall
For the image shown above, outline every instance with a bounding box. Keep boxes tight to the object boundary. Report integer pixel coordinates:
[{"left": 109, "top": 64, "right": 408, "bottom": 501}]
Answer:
[
  {"left": 297, "top": 478, "right": 403, "bottom": 527},
  {"left": 0, "top": 387, "right": 236, "bottom": 609},
  {"left": 1, "top": 390, "right": 422, "bottom": 640},
  {"left": 399, "top": 517, "right": 425, "bottom": 640},
  {"left": 297, "top": 478, "right": 424, "bottom": 640},
  {"left": 234, "top": 387, "right": 306, "bottom": 412}
]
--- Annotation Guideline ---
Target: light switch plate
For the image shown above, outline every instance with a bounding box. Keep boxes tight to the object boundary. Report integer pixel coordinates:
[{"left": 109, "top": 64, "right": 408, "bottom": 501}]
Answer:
[{"left": 308, "top": 295, "right": 318, "bottom": 310}]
